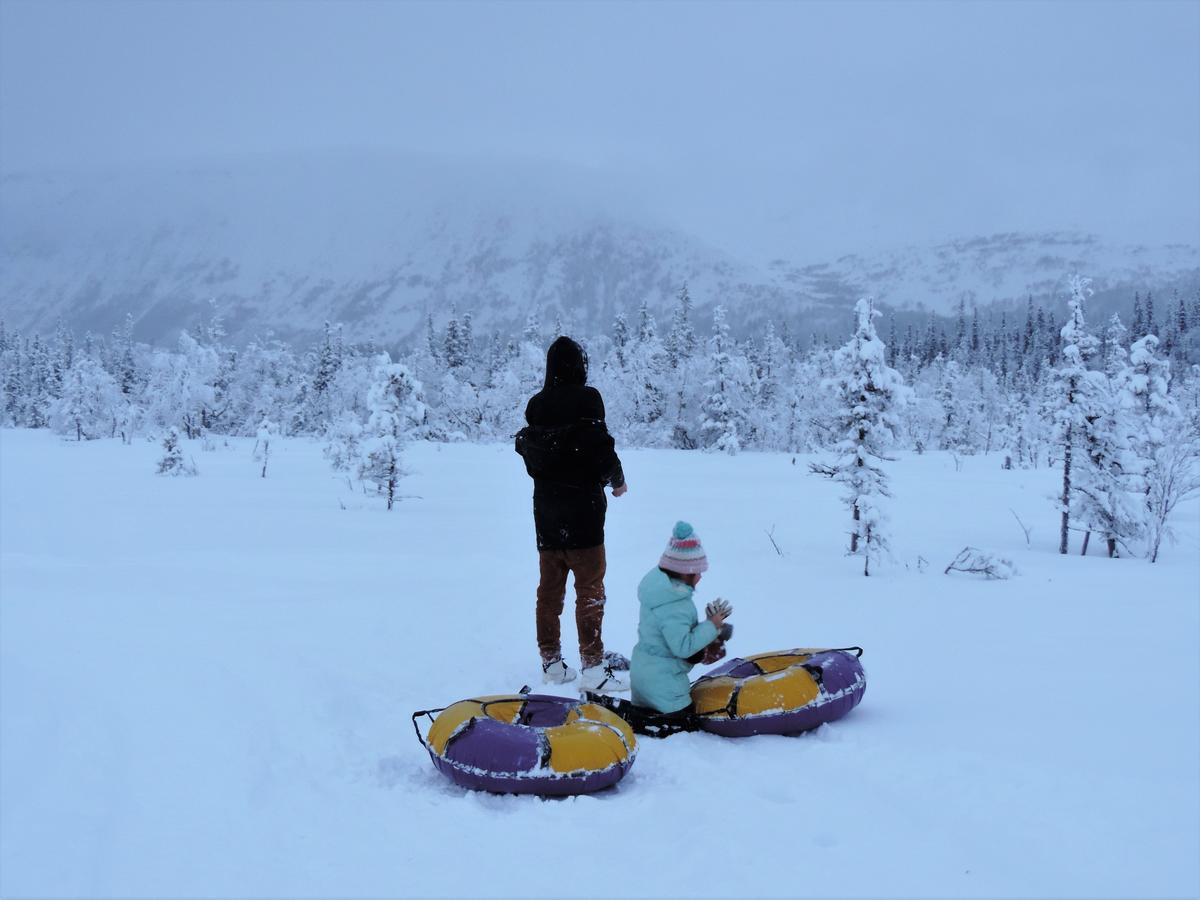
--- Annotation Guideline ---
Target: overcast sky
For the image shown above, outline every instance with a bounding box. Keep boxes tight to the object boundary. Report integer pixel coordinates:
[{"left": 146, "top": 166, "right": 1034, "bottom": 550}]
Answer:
[{"left": 1, "top": 0, "right": 1197, "bottom": 260}]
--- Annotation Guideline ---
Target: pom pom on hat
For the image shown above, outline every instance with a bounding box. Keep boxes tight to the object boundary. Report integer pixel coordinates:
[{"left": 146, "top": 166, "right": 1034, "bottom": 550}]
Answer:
[{"left": 660, "top": 520, "right": 708, "bottom": 574}]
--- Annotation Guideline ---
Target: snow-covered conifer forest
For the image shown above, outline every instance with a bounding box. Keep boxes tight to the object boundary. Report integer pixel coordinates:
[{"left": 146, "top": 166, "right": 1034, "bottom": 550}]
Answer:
[{"left": 4, "top": 281, "right": 1198, "bottom": 559}]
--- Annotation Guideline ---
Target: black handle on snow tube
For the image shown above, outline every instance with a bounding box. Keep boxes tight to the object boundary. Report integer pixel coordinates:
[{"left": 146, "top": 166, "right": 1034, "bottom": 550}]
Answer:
[
  {"left": 781, "top": 645, "right": 863, "bottom": 659},
  {"left": 411, "top": 694, "right": 541, "bottom": 752},
  {"left": 697, "top": 646, "right": 865, "bottom": 678},
  {"left": 411, "top": 708, "right": 445, "bottom": 751}
]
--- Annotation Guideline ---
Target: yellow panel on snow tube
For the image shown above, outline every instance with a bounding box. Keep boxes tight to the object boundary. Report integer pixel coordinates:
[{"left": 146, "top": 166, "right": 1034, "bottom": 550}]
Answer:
[
  {"left": 691, "top": 648, "right": 867, "bottom": 737},
  {"left": 417, "top": 693, "right": 637, "bottom": 795}
]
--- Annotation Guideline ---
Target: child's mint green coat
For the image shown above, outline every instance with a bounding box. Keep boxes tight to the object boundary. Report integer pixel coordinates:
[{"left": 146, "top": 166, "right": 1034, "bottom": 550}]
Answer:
[{"left": 630, "top": 567, "right": 719, "bottom": 713}]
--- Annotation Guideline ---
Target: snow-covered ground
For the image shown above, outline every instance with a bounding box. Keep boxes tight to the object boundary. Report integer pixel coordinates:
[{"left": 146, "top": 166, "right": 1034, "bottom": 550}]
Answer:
[{"left": 1, "top": 429, "right": 1197, "bottom": 898}]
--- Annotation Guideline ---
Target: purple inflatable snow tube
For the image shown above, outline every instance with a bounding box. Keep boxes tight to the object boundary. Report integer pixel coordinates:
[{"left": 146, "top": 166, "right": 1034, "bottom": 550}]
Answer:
[
  {"left": 416, "top": 693, "right": 637, "bottom": 795},
  {"left": 691, "top": 648, "right": 866, "bottom": 737}
]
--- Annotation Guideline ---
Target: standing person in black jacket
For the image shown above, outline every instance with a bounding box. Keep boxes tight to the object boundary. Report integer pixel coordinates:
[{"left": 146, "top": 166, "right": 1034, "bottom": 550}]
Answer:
[{"left": 518, "top": 336, "right": 629, "bottom": 692}]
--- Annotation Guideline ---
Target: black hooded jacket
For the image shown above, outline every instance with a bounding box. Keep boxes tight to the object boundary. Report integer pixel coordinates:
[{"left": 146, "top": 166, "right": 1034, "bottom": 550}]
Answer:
[{"left": 517, "top": 338, "right": 625, "bottom": 551}]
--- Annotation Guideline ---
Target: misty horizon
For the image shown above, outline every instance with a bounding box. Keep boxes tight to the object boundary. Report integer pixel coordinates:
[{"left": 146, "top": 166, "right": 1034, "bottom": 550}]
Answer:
[{"left": 2, "top": 0, "right": 1198, "bottom": 264}]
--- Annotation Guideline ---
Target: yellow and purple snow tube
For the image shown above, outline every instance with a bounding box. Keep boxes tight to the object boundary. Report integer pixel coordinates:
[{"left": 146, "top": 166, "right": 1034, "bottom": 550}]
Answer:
[
  {"left": 690, "top": 648, "right": 866, "bottom": 737},
  {"left": 413, "top": 694, "right": 637, "bottom": 795}
]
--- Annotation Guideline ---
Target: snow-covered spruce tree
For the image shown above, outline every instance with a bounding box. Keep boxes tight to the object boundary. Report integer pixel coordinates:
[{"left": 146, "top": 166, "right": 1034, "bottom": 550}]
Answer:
[
  {"left": 49, "top": 356, "right": 124, "bottom": 440},
  {"left": 460, "top": 310, "right": 474, "bottom": 363},
  {"left": 666, "top": 284, "right": 700, "bottom": 448},
  {"left": 48, "top": 318, "right": 74, "bottom": 401},
  {"left": 481, "top": 331, "right": 507, "bottom": 391},
  {"left": 523, "top": 311, "right": 542, "bottom": 346},
  {"left": 24, "top": 336, "right": 52, "bottom": 429},
  {"left": 112, "top": 313, "right": 141, "bottom": 397},
  {"left": 305, "top": 321, "right": 344, "bottom": 430},
  {"left": 438, "top": 368, "right": 484, "bottom": 440},
  {"left": 143, "top": 333, "right": 218, "bottom": 439},
  {"left": 969, "top": 367, "right": 1004, "bottom": 454},
  {"left": 935, "top": 358, "right": 972, "bottom": 452},
  {"left": 747, "top": 321, "right": 789, "bottom": 449},
  {"left": 665, "top": 282, "right": 698, "bottom": 369},
  {"left": 825, "top": 297, "right": 906, "bottom": 576},
  {"left": 220, "top": 337, "right": 301, "bottom": 437},
  {"left": 443, "top": 305, "right": 468, "bottom": 369},
  {"left": 188, "top": 301, "right": 235, "bottom": 434},
  {"left": 699, "top": 305, "right": 741, "bottom": 454},
  {"left": 1127, "top": 335, "right": 1174, "bottom": 435},
  {"left": 1126, "top": 335, "right": 1199, "bottom": 561},
  {"left": 156, "top": 427, "right": 197, "bottom": 476},
  {"left": 467, "top": 333, "right": 519, "bottom": 441},
  {"left": 323, "top": 411, "right": 364, "bottom": 472},
  {"left": 901, "top": 364, "right": 943, "bottom": 455},
  {"left": 1072, "top": 315, "right": 1142, "bottom": 557},
  {"left": 505, "top": 333, "right": 551, "bottom": 424},
  {"left": 611, "top": 311, "right": 630, "bottom": 370},
  {"left": 1001, "top": 366, "right": 1045, "bottom": 469},
  {"left": 1053, "top": 275, "right": 1102, "bottom": 554},
  {"left": 622, "top": 301, "right": 668, "bottom": 444},
  {"left": 1141, "top": 420, "right": 1200, "bottom": 563},
  {"left": 358, "top": 361, "right": 425, "bottom": 510},
  {"left": 1, "top": 330, "right": 24, "bottom": 427}
]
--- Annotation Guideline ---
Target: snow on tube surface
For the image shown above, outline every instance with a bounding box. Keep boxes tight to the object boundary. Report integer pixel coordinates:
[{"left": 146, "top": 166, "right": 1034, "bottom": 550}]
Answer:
[
  {"left": 690, "top": 648, "right": 866, "bottom": 737},
  {"left": 414, "top": 694, "right": 637, "bottom": 795}
]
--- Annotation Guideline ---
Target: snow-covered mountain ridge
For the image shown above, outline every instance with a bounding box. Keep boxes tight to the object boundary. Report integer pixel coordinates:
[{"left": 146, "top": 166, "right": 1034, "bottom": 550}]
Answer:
[{"left": 2, "top": 155, "right": 1196, "bottom": 346}]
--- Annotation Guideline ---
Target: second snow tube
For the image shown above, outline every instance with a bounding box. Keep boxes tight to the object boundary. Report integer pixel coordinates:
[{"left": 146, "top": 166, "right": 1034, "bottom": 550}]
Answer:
[
  {"left": 690, "top": 648, "right": 866, "bottom": 737},
  {"left": 413, "top": 694, "right": 637, "bottom": 795}
]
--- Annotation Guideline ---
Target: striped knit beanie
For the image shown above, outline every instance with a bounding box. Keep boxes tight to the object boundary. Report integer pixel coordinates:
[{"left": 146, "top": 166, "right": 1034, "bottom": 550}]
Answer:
[{"left": 659, "top": 521, "right": 709, "bottom": 574}]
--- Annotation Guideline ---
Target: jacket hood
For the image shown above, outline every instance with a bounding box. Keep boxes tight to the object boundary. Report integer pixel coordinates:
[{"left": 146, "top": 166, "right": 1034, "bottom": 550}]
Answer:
[
  {"left": 544, "top": 336, "right": 588, "bottom": 389},
  {"left": 639, "top": 567, "right": 694, "bottom": 610}
]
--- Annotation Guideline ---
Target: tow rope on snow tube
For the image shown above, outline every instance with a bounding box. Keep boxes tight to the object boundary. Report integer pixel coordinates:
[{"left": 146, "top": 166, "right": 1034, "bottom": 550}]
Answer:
[
  {"left": 690, "top": 647, "right": 866, "bottom": 737},
  {"left": 412, "top": 693, "right": 637, "bottom": 795}
]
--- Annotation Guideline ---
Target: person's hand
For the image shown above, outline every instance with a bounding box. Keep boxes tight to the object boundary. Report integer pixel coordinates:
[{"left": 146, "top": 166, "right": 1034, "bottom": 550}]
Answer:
[
  {"left": 707, "top": 609, "right": 727, "bottom": 630},
  {"left": 612, "top": 482, "right": 628, "bottom": 497},
  {"left": 706, "top": 598, "right": 733, "bottom": 620}
]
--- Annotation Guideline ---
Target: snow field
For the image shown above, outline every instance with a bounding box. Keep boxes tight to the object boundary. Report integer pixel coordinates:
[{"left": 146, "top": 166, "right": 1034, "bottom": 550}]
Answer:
[{"left": 1, "top": 429, "right": 1197, "bottom": 898}]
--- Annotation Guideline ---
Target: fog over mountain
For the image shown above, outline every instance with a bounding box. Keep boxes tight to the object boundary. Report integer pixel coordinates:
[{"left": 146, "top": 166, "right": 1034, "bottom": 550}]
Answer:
[
  {"left": 1, "top": 152, "right": 1196, "bottom": 348},
  {"left": 3, "top": 0, "right": 1198, "bottom": 349}
]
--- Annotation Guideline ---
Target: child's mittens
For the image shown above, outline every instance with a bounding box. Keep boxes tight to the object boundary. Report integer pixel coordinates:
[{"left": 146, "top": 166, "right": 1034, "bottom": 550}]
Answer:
[
  {"left": 701, "top": 640, "right": 727, "bottom": 665},
  {"left": 706, "top": 598, "right": 733, "bottom": 620}
]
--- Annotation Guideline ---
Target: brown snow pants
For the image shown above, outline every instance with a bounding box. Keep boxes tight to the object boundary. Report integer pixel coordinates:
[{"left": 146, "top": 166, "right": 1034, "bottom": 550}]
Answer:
[{"left": 536, "top": 544, "right": 606, "bottom": 670}]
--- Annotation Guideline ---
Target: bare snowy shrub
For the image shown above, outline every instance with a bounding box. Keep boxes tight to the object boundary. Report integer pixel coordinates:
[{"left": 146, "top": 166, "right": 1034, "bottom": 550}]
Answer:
[
  {"left": 1142, "top": 422, "right": 1200, "bottom": 563},
  {"left": 254, "top": 418, "right": 278, "bottom": 478},
  {"left": 944, "top": 547, "right": 1018, "bottom": 579}
]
